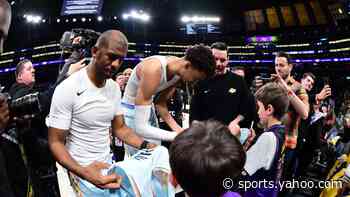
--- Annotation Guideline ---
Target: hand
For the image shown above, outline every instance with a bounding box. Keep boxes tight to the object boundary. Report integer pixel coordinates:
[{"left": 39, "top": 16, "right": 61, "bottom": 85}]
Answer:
[
  {"left": 271, "top": 73, "right": 294, "bottom": 97},
  {"left": 175, "top": 127, "right": 185, "bottom": 135},
  {"left": 254, "top": 76, "right": 264, "bottom": 90},
  {"left": 247, "top": 128, "right": 256, "bottom": 143},
  {"left": 228, "top": 115, "right": 244, "bottom": 136},
  {"left": 147, "top": 143, "right": 158, "bottom": 149},
  {"left": 243, "top": 128, "right": 256, "bottom": 150},
  {"left": 67, "top": 59, "right": 87, "bottom": 76},
  {"left": 0, "top": 94, "right": 9, "bottom": 131},
  {"left": 72, "top": 36, "right": 82, "bottom": 45},
  {"left": 316, "top": 85, "right": 331, "bottom": 103},
  {"left": 82, "top": 161, "right": 122, "bottom": 189}
]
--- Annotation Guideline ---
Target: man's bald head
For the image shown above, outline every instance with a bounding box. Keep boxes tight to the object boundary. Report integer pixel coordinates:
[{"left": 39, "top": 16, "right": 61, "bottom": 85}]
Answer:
[
  {"left": 95, "top": 30, "right": 128, "bottom": 56},
  {"left": 0, "top": 0, "right": 11, "bottom": 53}
]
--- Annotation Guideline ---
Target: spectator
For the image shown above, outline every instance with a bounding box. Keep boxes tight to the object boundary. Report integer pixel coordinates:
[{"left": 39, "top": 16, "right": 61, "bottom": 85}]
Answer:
[
  {"left": 241, "top": 83, "right": 289, "bottom": 197},
  {"left": 190, "top": 42, "right": 253, "bottom": 129},
  {"left": 0, "top": 0, "right": 12, "bottom": 196},
  {"left": 122, "top": 68, "right": 133, "bottom": 85},
  {"left": 170, "top": 120, "right": 246, "bottom": 197}
]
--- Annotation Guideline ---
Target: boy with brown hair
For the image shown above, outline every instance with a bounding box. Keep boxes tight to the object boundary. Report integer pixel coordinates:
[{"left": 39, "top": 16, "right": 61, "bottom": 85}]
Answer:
[{"left": 243, "top": 82, "right": 289, "bottom": 197}]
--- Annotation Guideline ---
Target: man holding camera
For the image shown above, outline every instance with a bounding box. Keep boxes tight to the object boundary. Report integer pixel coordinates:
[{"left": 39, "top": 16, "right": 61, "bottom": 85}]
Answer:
[
  {"left": 0, "top": 0, "right": 13, "bottom": 196},
  {"left": 1, "top": 59, "right": 61, "bottom": 197},
  {"left": 0, "top": 0, "right": 10, "bottom": 133}
]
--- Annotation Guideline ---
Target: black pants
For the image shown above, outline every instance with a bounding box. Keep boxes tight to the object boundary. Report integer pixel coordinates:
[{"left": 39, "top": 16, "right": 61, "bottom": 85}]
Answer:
[
  {"left": 0, "top": 138, "right": 28, "bottom": 197},
  {"left": 0, "top": 146, "right": 15, "bottom": 197},
  {"left": 1, "top": 137, "right": 60, "bottom": 197}
]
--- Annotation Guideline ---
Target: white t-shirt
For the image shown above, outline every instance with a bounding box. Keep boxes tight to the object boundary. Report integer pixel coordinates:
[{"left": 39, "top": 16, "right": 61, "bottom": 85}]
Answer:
[
  {"left": 244, "top": 132, "right": 277, "bottom": 176},
  {"left": 46, "top": 67, "right": 123, "bottom": 166}
]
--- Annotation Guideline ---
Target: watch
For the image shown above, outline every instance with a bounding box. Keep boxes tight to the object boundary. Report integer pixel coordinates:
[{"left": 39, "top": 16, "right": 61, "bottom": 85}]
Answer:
[{"left": 140, "top": 140, "right": 149, "bottom": 149}]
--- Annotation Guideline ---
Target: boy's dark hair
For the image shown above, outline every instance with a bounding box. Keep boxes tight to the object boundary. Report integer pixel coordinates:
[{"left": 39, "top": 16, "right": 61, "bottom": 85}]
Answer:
[
  {"left": 169, "top": 120, "right": 246, "bottom": 197},
  {"left": 255, "top": 82, "right": 289, "bottom": 120},
  {"left": 211, "top": 42, "right": 228, "bottom": 51},
  {"left": 302, "top": 72, "right": 316, "bottom": 81},
  {"left": 276, "top": 51, "right": 291, "bottom": 64},
  {"left": 15, "top": 59, "right": 31, "bottom": 79},
  {"left": 185, "top": 44, "right": 216, "bottom": 78}
]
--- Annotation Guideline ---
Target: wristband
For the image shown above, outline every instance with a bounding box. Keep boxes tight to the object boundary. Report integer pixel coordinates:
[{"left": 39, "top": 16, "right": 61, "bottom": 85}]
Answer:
[{"left": 140, "top": 140, "right": 149, "bottom": 149}]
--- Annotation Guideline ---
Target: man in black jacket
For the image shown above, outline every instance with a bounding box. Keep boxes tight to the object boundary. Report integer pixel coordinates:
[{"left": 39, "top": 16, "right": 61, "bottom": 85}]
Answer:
[
  {"left": 190, "top": 42, "right": 252, "bottom": 128},
  {"left": 1, "top": 59, "right": 60, "bottom": 197},
  {"left": 0, "top": 1, "right": 13, "bottom": 196}
]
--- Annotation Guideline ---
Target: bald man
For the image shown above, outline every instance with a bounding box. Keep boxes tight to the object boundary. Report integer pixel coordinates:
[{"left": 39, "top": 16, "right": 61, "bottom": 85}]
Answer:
[{"left": 47, "top": 30, "right": 154, "bottom": 195}]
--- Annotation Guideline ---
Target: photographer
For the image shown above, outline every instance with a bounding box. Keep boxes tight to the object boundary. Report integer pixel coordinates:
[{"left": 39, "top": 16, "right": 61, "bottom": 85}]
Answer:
[
  {"left": 1, "top": 59, "right": 60, "bottom": 197},
  {"left": 56, "top": 29, "right": 100, "bottom": 84},
  {"left": 0, "top": 0, "right": 13, "bottom": 196}
]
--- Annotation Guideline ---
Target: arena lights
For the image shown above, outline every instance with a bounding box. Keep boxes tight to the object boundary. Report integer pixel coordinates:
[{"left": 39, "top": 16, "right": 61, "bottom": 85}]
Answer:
[
  {"left": 0, "top": 59, "right": 13, "bottom": 65},
  {"left": 97, "top": 16, "right": 103, "bottom": 22},
  {"left": 229, "top": 53, "right": 256, "bottom": 56},
  {"left": 287, "top": 50, "right": 315, "bottom": 55},
  {"left": 33, "top": 43, "right": 60, "bottom": 50},
  {"left": 329, "top": 38, "right": 350, "bottom": 44},
  {"left": 81, "top": 17, "right": 86, "bottom": 22},
  {"left": 0, "top": 51, "right": 15, "bottom": 56},
  {"left": 228, "top": 46, "right": 255, "bottom": 49},
  {"left": 122, "top": 10, "right": 150, "bottom": 22},
  {"left": 330, "top": 47, "right": 350, "bottom": 52},
  {"left": 181, "top": 15, "right": 220, "bottom": 23},
  {"left": 159, "top": 44, "right": 189, "bottom": 48},
  {"left": 24, "top": 14, "right": 43, "bottom": 24},
  {"left": 159, "top": 51, "right": 185, "bottom": 55}
]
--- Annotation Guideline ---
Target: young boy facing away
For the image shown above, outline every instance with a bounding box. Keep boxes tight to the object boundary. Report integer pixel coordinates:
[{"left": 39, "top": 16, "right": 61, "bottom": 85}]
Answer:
[
  {"left": 169, "top": 120, "right": 246, "bottom": 197},
  {"left": 242, "top": 82, "right": 290, "bottom": 197}
]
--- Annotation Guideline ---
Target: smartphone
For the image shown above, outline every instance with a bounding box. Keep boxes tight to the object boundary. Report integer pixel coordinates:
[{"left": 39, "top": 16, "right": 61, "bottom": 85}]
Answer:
[
  {"left": 239, "top": 128, "right": 250, "bottom": 144},
  {"left": 323, "top": 77, "right": 330, "bottom": 86}
]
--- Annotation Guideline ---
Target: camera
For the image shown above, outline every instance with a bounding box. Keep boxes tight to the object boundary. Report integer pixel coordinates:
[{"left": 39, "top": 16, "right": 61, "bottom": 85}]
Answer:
[
  {"left": 1, "top": 92, "right": 41, "bottom": 120},
  {"left": 60, "top": 28, "right": 101, "bottom": 51}
]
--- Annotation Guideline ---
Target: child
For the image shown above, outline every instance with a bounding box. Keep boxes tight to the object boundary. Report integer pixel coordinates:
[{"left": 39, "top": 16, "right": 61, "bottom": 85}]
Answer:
[
  {"left": 243, "top": 83, "right": 289, "bottom": 197},
  {"left": 169, "top": 120, "right": 246, "bottom": 197}
]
